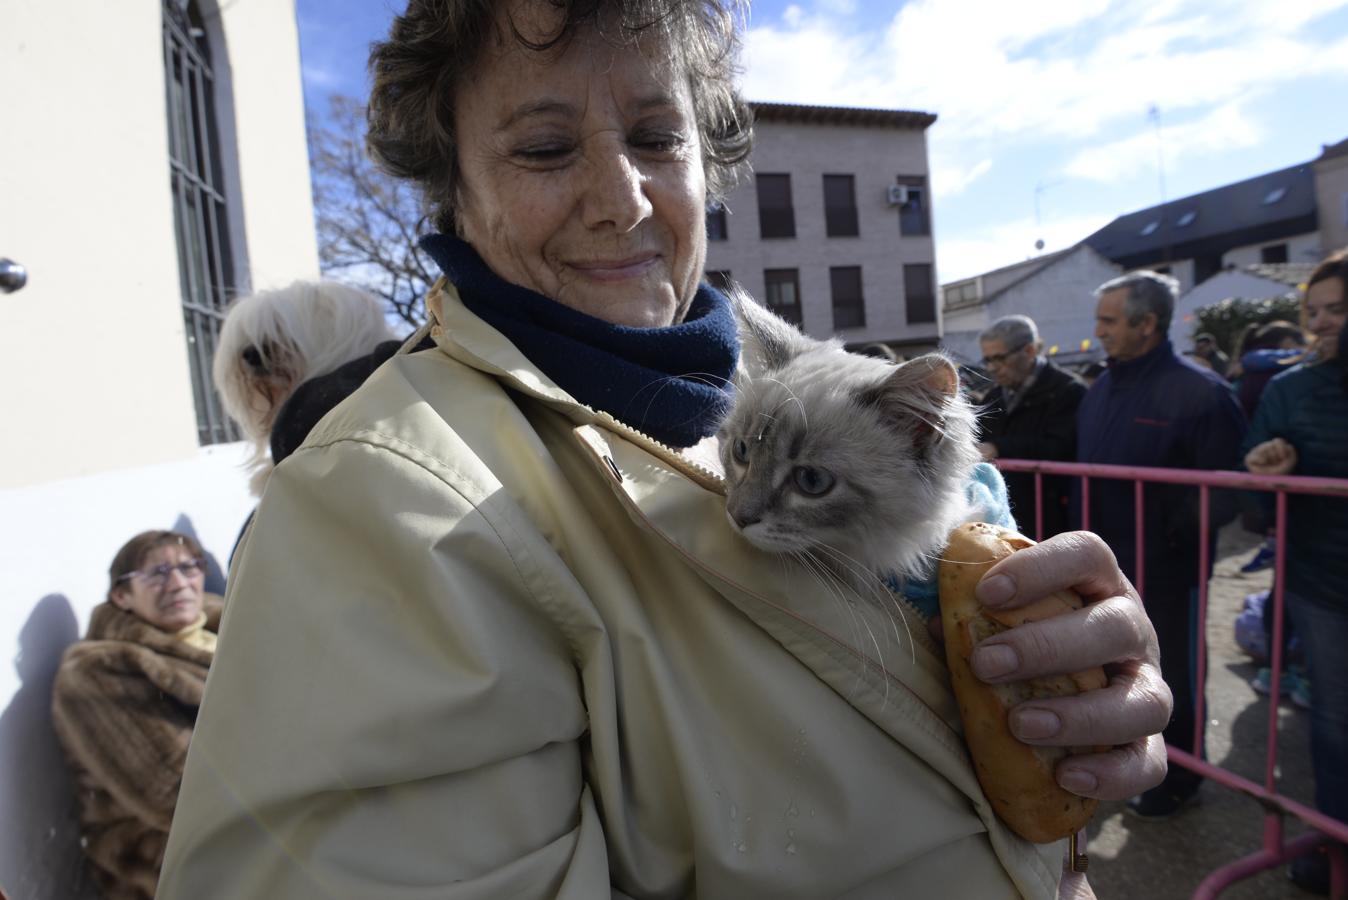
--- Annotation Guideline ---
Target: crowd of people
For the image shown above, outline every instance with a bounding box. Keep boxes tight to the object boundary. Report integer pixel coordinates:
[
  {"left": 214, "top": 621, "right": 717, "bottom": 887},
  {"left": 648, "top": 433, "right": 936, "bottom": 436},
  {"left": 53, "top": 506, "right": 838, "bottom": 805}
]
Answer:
[
  {"left": 39, "top": 1, "right": 1346, "bottom": 897},
  {"left": 971, "top": 250, "right": 1348, "bottom": 892}
]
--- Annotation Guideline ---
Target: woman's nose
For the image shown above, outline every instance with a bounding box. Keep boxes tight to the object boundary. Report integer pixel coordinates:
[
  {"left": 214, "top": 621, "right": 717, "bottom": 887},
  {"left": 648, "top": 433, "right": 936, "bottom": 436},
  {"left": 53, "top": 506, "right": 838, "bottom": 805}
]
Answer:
[
  {"left": 164, "top": 567, "right": 191, "bottom": 589},
  {"left": 580, "top": 144, "right": 652, "bottom": 233}
]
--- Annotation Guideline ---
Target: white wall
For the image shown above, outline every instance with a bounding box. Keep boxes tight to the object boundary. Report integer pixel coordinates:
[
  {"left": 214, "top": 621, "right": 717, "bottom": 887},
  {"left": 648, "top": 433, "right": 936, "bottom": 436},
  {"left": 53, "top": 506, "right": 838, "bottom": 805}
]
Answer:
[
  {"left": 1315, "top": 153, "right": 1348, "bottom": 256},
  {"left": 941, "top": 247, "right": 1121, "bottom": 364},
  {"left": 0, "top": 0, "right": 317, "bottom": 490},
  {"left": 1221, "top": 231, "right": 1322, "bottom": 268},
  {"left": 1, "top": 2, "right": 316, "bottom": 892},
  {"left": 0, "top": 444, "right": 255, "bottom": 898},
  {"left": 1171, "top": 270, "right": 1299, "bottom": 347},
  {"left": 216, "top": 0, "right": 320, "bottom": 292},
  {"left": 0, "top": 1, "right": 199, "bottom": 488}
]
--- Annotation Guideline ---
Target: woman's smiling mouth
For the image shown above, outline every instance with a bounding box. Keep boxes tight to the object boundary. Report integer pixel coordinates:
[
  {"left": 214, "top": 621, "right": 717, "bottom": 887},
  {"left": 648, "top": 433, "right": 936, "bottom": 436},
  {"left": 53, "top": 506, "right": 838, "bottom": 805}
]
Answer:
[{"left": 567, "top": 254, "right": 660, "bottom": 281}]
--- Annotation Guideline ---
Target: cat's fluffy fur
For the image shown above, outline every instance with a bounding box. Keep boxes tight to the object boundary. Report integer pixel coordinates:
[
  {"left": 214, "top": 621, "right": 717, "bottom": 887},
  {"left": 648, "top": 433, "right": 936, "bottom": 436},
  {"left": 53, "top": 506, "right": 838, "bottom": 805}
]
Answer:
[{"left": 718, "top": 289, "right": 980, "bottom": 588}]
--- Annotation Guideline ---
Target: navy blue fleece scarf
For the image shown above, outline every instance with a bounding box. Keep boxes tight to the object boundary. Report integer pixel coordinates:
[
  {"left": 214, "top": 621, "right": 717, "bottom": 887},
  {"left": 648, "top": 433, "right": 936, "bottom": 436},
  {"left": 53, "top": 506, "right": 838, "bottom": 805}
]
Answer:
[{"left": 421, "top": 234, "right": 738, "bottom": 448}]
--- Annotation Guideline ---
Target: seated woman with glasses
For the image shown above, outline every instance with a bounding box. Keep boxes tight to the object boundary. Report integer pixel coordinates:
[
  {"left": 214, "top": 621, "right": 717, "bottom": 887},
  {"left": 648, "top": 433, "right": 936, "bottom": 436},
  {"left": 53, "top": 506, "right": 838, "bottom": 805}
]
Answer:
[{"left": 50, "top": 530, "right": 219, "bottom": 900}]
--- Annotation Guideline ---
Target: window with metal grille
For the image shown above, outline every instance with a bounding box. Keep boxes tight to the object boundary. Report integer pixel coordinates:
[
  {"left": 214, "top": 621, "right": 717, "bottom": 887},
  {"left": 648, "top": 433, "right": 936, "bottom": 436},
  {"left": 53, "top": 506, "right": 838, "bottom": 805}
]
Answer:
[
  {"left": 757, "top": 174, "right": 796, "bottom": 239},
  {"left": 904, "top": 263, "right": 936, "bottom": 324},
  {"left": 164, "top": 0, "right": 239, "bottom": 444},
  {"left": 830, "top": 266, "right": 865, "bottom": 329},
  {"left": 764, "top": 269, "right": 802, "bottom": 325},
  {"left": 823, "top": 175, "right": 858, "bottom": 237}
]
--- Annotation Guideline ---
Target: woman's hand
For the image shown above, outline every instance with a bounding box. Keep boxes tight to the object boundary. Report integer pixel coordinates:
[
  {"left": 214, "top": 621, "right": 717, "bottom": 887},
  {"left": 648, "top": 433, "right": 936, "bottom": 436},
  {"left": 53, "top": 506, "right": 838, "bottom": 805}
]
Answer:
[
  {"left": 966, "top": 531, "right": 1171, "bottom": 801},
  {"left": 1244, "top": 437, "right": 1298, "bottom": 475}
]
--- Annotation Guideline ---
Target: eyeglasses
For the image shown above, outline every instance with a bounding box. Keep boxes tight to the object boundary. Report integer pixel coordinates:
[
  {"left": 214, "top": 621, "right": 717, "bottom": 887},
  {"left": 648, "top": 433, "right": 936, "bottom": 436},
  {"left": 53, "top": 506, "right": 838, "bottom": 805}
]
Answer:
[
  {"left": 118, "top": 558, "right": 205, "bottom": 587},
  {"left": 981, "top": 344, "right": 1029, "bottom": 367}
]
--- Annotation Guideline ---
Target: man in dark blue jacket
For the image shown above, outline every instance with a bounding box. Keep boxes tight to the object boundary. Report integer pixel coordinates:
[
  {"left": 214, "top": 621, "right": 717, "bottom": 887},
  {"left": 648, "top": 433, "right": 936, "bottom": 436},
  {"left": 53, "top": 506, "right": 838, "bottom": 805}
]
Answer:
[{"left": 1077, "top": 270, "right": 1247, "bottom": 819}]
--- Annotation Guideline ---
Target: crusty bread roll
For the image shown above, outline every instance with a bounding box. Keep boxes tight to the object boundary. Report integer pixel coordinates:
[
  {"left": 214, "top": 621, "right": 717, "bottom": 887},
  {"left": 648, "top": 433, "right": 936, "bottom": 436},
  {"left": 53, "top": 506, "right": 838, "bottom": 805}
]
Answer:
[{"left": 938, "top": 522, "right": 1108, "bottom": 843}]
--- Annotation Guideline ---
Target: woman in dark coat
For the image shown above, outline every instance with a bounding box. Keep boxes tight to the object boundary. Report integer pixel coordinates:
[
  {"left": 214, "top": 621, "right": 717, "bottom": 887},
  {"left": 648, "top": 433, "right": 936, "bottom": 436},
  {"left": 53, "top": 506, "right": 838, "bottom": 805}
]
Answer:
[
  {"left": 1243, "top": 249, "right": 1348, "bottom": 894},
  {"left": 51, "top": 531, "right": 220, "bottom": 900}
]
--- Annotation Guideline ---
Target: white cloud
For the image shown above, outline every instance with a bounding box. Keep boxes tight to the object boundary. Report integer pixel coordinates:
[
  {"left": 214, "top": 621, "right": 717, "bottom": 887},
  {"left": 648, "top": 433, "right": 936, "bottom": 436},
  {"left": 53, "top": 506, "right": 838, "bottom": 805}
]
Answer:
[
  {"left": 302, "top": 64, "right": 342, "bottom": 90},
  {"left": 931, "top": 158, "right": 993, "bottom": 199},
  {"left": 1063, "top": 101, "right": 1265, "bottom": 182},
  {"left": 742, "top": 0, "right": 1348, "bottom": 145},
  {"left": 935, "top": 213, "right": 1115, "bottom": 284}
]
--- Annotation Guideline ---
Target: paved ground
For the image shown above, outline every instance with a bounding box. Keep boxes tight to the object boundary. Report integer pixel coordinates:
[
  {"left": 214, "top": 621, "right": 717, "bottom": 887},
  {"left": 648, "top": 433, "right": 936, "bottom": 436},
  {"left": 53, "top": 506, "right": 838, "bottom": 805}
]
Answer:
[{"left": 1087, "top": 524, "right": 1320, "bottom": 899}]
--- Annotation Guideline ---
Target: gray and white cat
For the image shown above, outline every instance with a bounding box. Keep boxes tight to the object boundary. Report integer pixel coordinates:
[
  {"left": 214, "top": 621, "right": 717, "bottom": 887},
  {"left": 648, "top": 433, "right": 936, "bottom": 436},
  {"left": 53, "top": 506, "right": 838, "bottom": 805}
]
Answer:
[{"left": 718, "top": 290, "right": 981, "bottom": 593}]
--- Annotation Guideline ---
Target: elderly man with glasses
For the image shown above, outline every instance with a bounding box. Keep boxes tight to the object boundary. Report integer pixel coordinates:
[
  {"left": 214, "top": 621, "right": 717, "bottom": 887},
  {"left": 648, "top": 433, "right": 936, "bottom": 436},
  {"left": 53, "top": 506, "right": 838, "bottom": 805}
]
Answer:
[{"left": 975, "top": 314, "right": 1087, "bottom": 539}]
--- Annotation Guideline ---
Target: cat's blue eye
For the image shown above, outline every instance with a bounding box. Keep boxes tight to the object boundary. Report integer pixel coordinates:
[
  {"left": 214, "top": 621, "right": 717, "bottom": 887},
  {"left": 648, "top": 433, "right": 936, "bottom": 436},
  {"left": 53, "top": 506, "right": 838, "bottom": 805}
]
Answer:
[
  {"left": 792, "top": 466, "right": 835, "bottom": 496},
  {"left": 732, "top": 438, "right": 749, "bottom": 464}
]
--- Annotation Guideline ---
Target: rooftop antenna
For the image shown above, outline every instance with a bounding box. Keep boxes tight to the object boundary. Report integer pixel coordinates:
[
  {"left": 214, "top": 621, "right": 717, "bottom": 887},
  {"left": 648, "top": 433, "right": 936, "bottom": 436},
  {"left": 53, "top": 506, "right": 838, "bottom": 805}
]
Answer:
[
  {"left": 1148, "top": 103, "right": 1167, "bottom": 207},
  {"left": 1148, "top": 103, "right": 1173, "bottom": 265},
  {"left": 1034, "top": 178, "right": 1063, "bottom": 255}
]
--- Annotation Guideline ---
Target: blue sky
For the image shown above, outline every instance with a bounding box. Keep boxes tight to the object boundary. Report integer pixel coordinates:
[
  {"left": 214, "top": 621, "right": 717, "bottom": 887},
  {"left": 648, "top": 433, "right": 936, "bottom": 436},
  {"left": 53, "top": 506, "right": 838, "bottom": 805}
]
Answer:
[{"left": 296, "top": 0, "right": 1348, "bottom": 282}]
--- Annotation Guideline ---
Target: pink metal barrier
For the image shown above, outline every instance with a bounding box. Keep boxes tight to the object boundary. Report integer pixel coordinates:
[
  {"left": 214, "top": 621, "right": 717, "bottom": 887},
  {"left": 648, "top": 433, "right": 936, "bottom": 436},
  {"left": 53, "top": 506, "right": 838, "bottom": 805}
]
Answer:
[{"left": 997, "top": 458, "right": 1348, "bottom": 898}]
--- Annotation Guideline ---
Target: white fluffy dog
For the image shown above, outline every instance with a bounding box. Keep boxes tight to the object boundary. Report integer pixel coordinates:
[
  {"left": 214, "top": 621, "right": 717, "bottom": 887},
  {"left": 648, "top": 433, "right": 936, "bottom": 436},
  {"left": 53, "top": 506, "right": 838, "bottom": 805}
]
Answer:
[{"left": 213, "top": 281, "right": 395, "bottom": 495}]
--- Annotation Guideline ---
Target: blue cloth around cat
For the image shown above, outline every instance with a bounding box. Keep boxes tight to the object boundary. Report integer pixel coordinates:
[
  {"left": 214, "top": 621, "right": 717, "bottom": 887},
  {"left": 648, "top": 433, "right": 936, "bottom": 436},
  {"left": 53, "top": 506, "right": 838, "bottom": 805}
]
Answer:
[
  {"left": 420, "top": 233, "right": 739, "bottom": 449},
  {"left": 888, "top": 463, "right": 1017, "bottom": 618}
]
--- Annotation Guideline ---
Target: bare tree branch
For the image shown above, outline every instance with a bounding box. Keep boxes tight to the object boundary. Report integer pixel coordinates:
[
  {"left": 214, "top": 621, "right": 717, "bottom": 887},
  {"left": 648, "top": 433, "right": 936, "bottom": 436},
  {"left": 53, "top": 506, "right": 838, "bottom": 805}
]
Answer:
[{"left": 308, "top": 95, "right": 433, "bottom": 332}]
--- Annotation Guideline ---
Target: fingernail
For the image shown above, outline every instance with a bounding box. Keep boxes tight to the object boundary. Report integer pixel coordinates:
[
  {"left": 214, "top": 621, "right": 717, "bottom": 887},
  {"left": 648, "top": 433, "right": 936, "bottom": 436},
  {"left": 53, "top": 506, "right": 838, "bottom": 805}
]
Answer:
[
  {"left": 976, "top": 573, "right": 1015, "bottom": 607},
  {"left": 1058, "top": 769, "right": 1098, "bottom": 794},
  {"left": 1011, "top": 707, "right": 1062, "bottom": 740},
  {"left": 971, "top": 643, "right": 1019, "bottom": 679}
]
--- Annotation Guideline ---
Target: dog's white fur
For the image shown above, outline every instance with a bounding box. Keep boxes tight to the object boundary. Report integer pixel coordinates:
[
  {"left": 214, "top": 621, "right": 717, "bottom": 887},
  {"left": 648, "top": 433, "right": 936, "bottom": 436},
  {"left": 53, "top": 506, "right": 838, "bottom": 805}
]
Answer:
[{"left": 213, "top": 281, "right": 394, "bottom": 495}]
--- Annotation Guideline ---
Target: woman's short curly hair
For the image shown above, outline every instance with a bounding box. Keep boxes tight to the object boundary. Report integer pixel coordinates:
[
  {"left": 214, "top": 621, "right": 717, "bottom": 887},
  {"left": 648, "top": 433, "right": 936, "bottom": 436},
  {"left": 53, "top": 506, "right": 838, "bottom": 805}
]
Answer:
[{"left": 367, "top": 0, "right": 754, "bottom": 235}]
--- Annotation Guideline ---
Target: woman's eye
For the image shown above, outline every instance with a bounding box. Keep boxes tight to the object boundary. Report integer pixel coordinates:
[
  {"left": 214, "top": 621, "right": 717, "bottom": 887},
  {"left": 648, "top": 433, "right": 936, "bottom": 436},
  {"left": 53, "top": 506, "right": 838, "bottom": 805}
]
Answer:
[
  {"left": 792, "top": 466, "right": 836, "bottom": 496},
  {"left": 732, "top": 438, "right": 749, "bottom": 464},
  {"left": 514, "top": 143, "right": 574, "bottom": 163},
  {"left": 632, "top": 131, "right": 685, "bottom": 154}
]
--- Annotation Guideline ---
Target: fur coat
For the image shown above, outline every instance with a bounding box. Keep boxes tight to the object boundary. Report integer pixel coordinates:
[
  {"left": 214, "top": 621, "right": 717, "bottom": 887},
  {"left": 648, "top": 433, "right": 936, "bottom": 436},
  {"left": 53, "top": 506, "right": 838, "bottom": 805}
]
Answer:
[{"left": 50, "top": 596, "right": 221, "bottom": 900}]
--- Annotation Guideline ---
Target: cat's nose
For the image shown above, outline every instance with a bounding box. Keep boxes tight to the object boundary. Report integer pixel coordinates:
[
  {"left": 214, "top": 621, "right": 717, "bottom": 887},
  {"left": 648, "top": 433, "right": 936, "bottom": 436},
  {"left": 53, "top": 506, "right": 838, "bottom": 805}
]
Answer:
[{"left": 730, "top": 510, "right": 761, "bottom": 529}]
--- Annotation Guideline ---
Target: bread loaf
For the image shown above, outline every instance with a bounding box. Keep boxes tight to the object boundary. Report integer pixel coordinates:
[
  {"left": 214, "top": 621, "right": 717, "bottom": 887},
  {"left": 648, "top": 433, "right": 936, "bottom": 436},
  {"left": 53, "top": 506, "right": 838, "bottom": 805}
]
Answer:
[{"left": 938, "top": 522, "right": 1107, "bottom": 843}]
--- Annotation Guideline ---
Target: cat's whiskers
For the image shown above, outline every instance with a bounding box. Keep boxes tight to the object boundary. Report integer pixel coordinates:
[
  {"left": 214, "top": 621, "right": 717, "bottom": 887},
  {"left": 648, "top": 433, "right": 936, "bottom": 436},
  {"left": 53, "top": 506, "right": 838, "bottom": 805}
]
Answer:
[
  {"left": 753, "top": 411, "right": 777, "bottom": 443},
  {"left": 628, "top": 372, "right": 737, "bottom": 426},
  {"left": 807, "top": 539, "right": 916, "bottom": 669},
  {"left": 791, "top": 548, "right": 883, "bottom": 701},
  {"left": 760, "top": 376, "right": 808, "bottom": 430}
]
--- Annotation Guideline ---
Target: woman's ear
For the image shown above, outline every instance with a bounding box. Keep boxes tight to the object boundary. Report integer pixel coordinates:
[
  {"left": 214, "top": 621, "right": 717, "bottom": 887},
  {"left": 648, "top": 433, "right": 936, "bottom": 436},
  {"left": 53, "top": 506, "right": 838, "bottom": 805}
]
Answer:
[{"left": 109, "top": 587, "right": 132, "bottom": 610}]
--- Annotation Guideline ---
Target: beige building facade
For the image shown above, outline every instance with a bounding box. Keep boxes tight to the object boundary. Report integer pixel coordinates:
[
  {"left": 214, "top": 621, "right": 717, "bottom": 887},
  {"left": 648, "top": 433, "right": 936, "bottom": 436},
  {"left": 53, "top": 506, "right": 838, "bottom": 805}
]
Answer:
[
  {"left": 1314, "top": 139, "right": 1348, "bottom": 256},
  {"left": 0, "top": 0, "right": 318, "bottom": 490},
  {"left": 704, "top": 103, "right": 941, "bottom": 353},
  {"left": 1, "top": 6, "right": 316, "bottom": 893},
  {"left": 940, "top": 244, "right": 1123, "bottom": 367}
]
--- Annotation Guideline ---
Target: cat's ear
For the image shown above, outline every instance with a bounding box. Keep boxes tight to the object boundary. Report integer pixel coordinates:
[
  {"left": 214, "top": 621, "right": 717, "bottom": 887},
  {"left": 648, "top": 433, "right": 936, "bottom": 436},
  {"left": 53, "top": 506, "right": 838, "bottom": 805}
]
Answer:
[
  {"left": 725, "top": 284, "right": 815, "bottom": 375},
  {"left": 889, "top": 354, "right": 960, "bottom": 399},
  {"left": 857, "top": 354, "right": 961, "bottom": 445}
]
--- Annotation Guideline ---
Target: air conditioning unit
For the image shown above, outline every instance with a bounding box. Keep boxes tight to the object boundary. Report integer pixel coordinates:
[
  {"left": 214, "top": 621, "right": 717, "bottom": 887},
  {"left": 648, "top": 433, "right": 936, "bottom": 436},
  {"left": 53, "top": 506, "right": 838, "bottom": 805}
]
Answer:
[{"left": 886, "top": 184, "right": 909, "bottom": 206}]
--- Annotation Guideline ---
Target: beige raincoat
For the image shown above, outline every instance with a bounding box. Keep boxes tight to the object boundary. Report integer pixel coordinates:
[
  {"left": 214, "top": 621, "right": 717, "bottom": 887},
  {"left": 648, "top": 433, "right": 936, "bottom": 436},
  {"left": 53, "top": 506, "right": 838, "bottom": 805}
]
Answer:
[{"left": 157, "top": 281, "right": 1066, "bottom": 899}]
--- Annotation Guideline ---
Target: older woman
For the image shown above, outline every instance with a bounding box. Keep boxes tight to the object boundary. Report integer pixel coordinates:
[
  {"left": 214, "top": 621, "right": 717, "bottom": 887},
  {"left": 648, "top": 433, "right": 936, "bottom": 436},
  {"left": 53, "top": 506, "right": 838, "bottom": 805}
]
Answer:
[
  {"left": 213, "top": 280, "right": 396, "bottom": 495},
  {"left": 157, "top": 2, "right": 1169, "bottom": 898},
  {"left": 51, "top": 531, "right": 219, "bottom": 900}
]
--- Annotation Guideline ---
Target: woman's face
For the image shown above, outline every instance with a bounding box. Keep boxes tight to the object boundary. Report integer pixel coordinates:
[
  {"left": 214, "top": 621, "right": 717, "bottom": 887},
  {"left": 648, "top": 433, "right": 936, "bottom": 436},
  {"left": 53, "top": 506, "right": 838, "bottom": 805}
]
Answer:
[
  {"left": 1305, "top": 276, "right": 1346, "bottom": 359},
  {"left": 112, "top": 543, "right": 206, "bottom": 633},
  {"left": 453, "top": 5, "right": 708, "bottom": 328}
]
